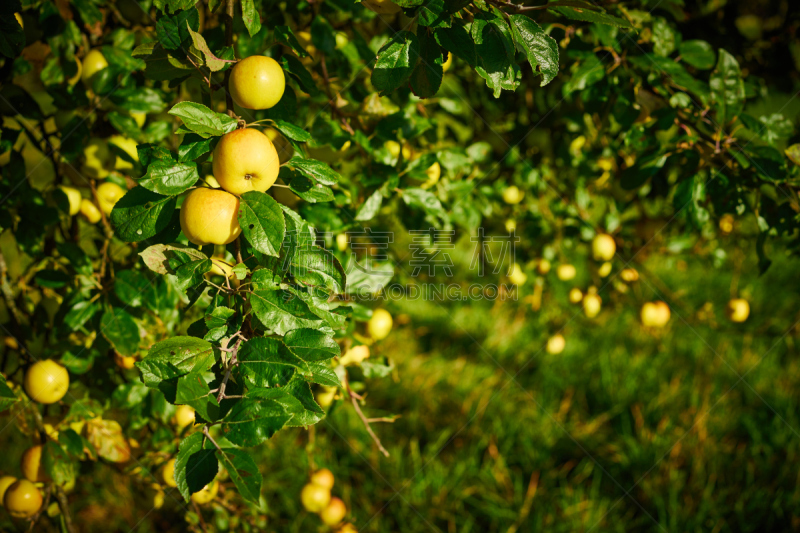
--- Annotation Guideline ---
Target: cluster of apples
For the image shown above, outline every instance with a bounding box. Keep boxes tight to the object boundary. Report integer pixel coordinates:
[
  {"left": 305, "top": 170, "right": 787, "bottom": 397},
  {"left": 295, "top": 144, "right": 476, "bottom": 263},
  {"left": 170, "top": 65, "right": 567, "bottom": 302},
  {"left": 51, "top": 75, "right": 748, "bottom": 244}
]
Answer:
[
  {"left": 0, "top": 360, "right": 70, "bottom": 519},
  {"left": 301, "top": 469, "right": 353, "bottom": 530},
  {"left": 180, "top": 56, "right": 286, "bottom": 246}
]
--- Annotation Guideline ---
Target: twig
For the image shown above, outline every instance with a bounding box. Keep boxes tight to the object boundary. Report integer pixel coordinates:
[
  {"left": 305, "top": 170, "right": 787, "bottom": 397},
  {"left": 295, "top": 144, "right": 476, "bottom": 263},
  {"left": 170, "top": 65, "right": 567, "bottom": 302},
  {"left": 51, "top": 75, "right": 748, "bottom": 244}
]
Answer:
[
  {"left": 223, "top": 0, "right": 235, "bottom": 115},
  {"left": 216, "top": 337, "right": 242, "bottom": 403},
  {"left": 54, "top": 486, "right": 75, "bottom": 533},
  {"left": 345, "top": 374, "right": 389, "bottom": 457}
]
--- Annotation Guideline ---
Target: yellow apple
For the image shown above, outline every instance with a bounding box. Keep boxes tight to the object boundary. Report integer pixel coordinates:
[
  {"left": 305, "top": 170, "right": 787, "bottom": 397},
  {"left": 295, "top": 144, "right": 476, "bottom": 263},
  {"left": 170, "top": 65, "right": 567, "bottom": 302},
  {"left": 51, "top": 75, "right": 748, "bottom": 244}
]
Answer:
[
  {"left": 368, "top": 309, "right": 393, "bottom": 340},
  {"left": 537, "top": 259, "right": 551, "bottom": 275},
  {"left": 556, "top": 264, "right": 576, "bottom": 281},
  {"left": 162, "top": 459, "right": 177, "bottom": 488},
  {"left": 0, "top": 476, "right": 16, "bottom": 503},
  {"left": 24, "top": 360, "right": 69, "bottom": 404},
  {"left": 96, "top": 182, "right": 126, "bottom": 215},
  {"left": 384, "top": 140, "right": 412, "bottom": 160},
  {"left": 15, "top": 13, "right": 23, "bottom": 28},
  {"left": 115, "top": 352, "right": 136, "bottom": 369},
  {"left": 3, "top": 480, "right": 42, "bottom": 519},
  {"left": 421, "top": 162, "right": 441, "bottom": 189},
  {"left": 180, "top": 188, "right": 242, "bottom": 245},
  {"left": 502, "top": 185, "right": 524, "bottom": 205},
  {"left": 81, "top": 49, "right": 108, "bottom": 86},
  {"left": 508, "top": 263, "right": 527, "bottom": 286},
  {"left": 60, "top": 186, "right": 82, "bottom": 216},
  {"left": 130, "top": 112, "right": 146, "bottom": 128},
  {"left": 321, "top": 497, "right": 347, "bottom": 526},
  {"left": 191, "top": 480, "right": 218, "bottom": 504},
  {"left": 641, "top": 301, "right": 670, "bottom": 327},
  {"left": 109, "top": 135, "right": 139, "bottom": 170},
  {"left": 546, "top": 334, "right": 565, "bottom": 355},
  {"left": 592, "top": 234, "right": 616, "bottom": 261},
  {"left": 620, "top": 268, "right": 639, "bottom": 282},
  {"left": 336, "top": 233, "right": 348, "bottom": 252},
  {"left": 719, "top": 214, "right": 734, "bottom": 234},
  {"left": 505, "top": 219, "right": 516, "bottom": 233},
  {"left": 229, "top": 56, "right": 286, "bottom": 110},
  {"left": 362, "top": 0, "right": 402, "bottom": 15},
  {"left": 301, "top": 483, "right": 331, "bottom": 513},
  {"left": 310, "top": 469, "right": 335, "bottom": 490},
  {"left": 307, "top": 141, "right": 352, "bottom": 163},
  {"left": 82, "top": 138, "right": 113, "bottom": 179},
  {"left": 339, "top": 345, "right": 370, "bottom": 366},
  {"left": 173, "top": 405, "right": 196, "bottom": 429},
  {"left": 727, "top": 298, "right": 750, "bottom": 323},
  {"left": 568, "top": 288, "right": 583, "bottom": 304},
  {"left": 264, "top": 128, "right": 294, "bottom": 164},
  {"left": 583, "top": 293, "right": 602, "bottom": 318},
  {"left": 598, "top": 261, "right": 612, "bottom": 278},
  {"left": 80, "top": 199, "right": 102, "bottom": 224},
  {"left": 212, "top": 128, "right": 279, "bottom": 196},
  {"left": 442, "top": 53, "right": 453, "bottom": 73},
  {"left": 21, "top": 445, "right": 49, "bottom": 483},
  {"left": 315, "top": 386, "right": 337, "bottom": 408}
]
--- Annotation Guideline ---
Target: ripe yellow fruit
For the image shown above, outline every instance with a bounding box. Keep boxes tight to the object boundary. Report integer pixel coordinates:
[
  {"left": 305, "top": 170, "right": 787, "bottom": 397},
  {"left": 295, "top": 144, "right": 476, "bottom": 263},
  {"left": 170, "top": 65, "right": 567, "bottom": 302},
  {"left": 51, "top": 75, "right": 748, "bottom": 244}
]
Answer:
[
  {"left": 212, "top": 128, "right": 280, "bottom": 196},
  {"left": 620, "top": 268, "right": 639, "bottom": 282},
  {"left": 442, "top": 53, "right": 453, "bottom": 73},
  {"left": 264, "top": 128, "right": 294, "bottom": 164},
  {"left": 583, "top": 293, "right": 602, "bottom": 318},
  {"left": 598, "top": 261, "right": 612, "bottom": 278},
  {"left": 130, "top": 112, "right": 146, "bottom": 128},
  {"left": 82, "top": 138, "right": 113, "bottom": 179},
  {"left": 24, "top": 360, "right": 69, "bottom": 404},
  {"left": 310, "top": 469, "right": 335, "bottom": 490},
  {"left": 301, "top": 482, "right": 331, "bottom": 513},
  {"left": 384, "top": 140, "right": 412, "bottom": 160},
  {"left": 173, "top": 405, "right": 196, "bottom": 429},
  {"left": 208, "top": 257, "right": 235, "bottom": 279},
  {"left": 505, "top": 219, "right": 516, "bottom": 233},
  {"left": 421, "top": 162, "right": 441, "bottom": 189},
  {"left": 508, "top": 263, "right": 527, "bottom": 286},
  {"left": 556, "top": 264, "right": 576, "bottom": 281},
  {"left": 546, "top": 334, "right": 566, "bottom": 355},
  {"left": 21, "top": 445, "right": 48, "bottom": 483},
  {"left": 96, "top": 182, "right": 126, "bottom": 215},
  {"left": 719, "top": 214, "right": 734, "bottom": 234},
  {"left": 81, "top": 49, "right": 108, "bottom": 86},
  {"left": 80, "top": 199, "right": 102, "bottom": 224},
  {"left": 315, "top": 386, "right": 337, "bottom": 408},
  {"left": 115, "top": 352, "right": 136, "bottom": 369},
  {"left": 502, "top": 185, "right": 524, "bottom": 205},
  {"left": 162, "top": 459, "right": 177, "bottom": 488},
  {"left": 641, "top": 301, "right": 670, "bottom": 327},
  {"left": 339, "top": 345, "right": 370, "bottom": 366},
  {"left": 4, "top": 479, "right": 42, "bottom": 519},
  {"left": 336, "top": 233, "right": 348, "bottom": 252},
  {"left": 109, "top": 136, "right": 139, "bottom": 170},
  {"left": 727, "top": 298, "right": 750, "bottom": 323},
  {"left": 180, "top": 188, "right": 242, "bottom": 245},
  {"left": 368, "top": 309, "right": 393, "bottom": 340},
  {"left": 229, "top": 56, "right": 286, "bottom": 110},
  {"left": 321, "top": 497, "right": 347, "bottom": 526},
  {"left": 362, "top": 0, "right": 402, "bottom": 15},
  {"left": 0, "top": 476, "right": 17, "bottom": 503},
  {"left": 568, "top": 288, "right": 583, "bottom": 304},
  {"left": 537, "top": 259, "right": 551, "bottom": 275},
  {"left": 592, "top": 234, "right": 616, "bottom": 261},
  {"left": 191, "top": 480, "right": 218, "bottom": 504},
  {"left": 60, "top": 186, "right": 82, "bottom": 215}
]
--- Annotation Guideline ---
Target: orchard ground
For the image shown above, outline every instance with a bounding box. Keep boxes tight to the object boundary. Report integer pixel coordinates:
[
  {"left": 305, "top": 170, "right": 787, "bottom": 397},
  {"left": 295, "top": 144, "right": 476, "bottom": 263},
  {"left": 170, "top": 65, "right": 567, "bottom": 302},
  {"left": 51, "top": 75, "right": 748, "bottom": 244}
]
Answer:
[{"left": 3, "top": 231, "right": 798, "bottom": 532}]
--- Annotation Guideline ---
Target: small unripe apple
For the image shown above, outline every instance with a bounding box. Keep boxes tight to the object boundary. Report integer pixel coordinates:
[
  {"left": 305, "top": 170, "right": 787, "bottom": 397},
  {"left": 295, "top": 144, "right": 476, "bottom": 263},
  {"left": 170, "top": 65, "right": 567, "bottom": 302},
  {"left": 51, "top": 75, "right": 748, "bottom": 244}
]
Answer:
[
  {"left": 109, "top": 136, "right": 139, "bottom": 170},
  {"left": 180, "top": 188, "right": 242, "bottom": 246},
  {"left": 81, "top": 49, "right": 108, "bottom": 86},
  {"left": 592, "top": 234, "right": 616, "bottom": 261},
  {"left": 620, "top": 268, "right": 639, "bottom": 282},
  {"left": 598, "top": 261, "right": 612, "bottom": 278},
  {"left": 24, "top": 360, "right": 69, "bottom": 404},
  {"left": 537, "top": 259, "right": 551, "bottom": 275},
  {"left": 301, "top": 482, "right": 331, "bottom": 513},
  {"left": 583, "top": 293, "right": 602, "bottom": 318},
  {"left": 339, "top": 345, "right": 370, "bottom": 366},
  {"left": 162, "top": 459, "right": 177, "bottom": 488},
  {"left": 229, "top": 56, "right": 285, "bottom": 110},
  {"left": 80, "top": 199, "right": 102, "bottom": 224},
  {"left": 310, "top": 469, "right": 335, "bottom": 490},
  {"left": 546, "top": 334, "right": 565, "bottom": 354},
  {"left": 82, "top": 138, "right": 113, "bottom": 179},
  {"left": 505, "top": 219, "right": 516, "bottom": 233},
  {"left": 362, "top": 0, "right": 402, "bottom": 15},
  {"left": 556, "top": 264, "right": 576, "bottom": 281},
  {"left": 442, "top": 53, "right": 453, "bottom": 73},
  {"left": 568, "top": 288, "right": 583, "bottom": 304},
  {"left": 115, "top": 352, "right": 136, "bottom": 369},
  {"left": 0, "top": 476, "right": 16, "bottom": 503},
  {"left": 719, "top": 214, "right": 734, "bottom": 234},
  {"left": 422, "top": 162, "right": 441, "bottom": 189},
  {"left": 640, "top": 301, "right": 670, "bottom": 327},
  {"left": 726, "top": 298, "right": 750, "bottom": 323},
  {"left": 96, "top": 182, "right": 126, "bottom": 215},
  {"left": 502, "top": 185, "right": 524, "bottom": 205},
  {"left": 321, "top": 497, "right": 347, "bottom": 526},
  {"left": 368, "top": 309, "right": 393, "bottom": 340},
  {"left": 173, "top": 405, "right": 196, "bottom": 429},
  {"left": 60, "top": 186, "right": 82, "bottom": 215},
  {"left": 384, "top": 140, "right": 412, "bottom": 160},
  {"left": 336, "top": 233, "right": 348, "bottom": 252},
  {"left": 212, "top": 128, "right": 280, "bottom": 196},
  {"left": 21, "top": 445, "right": 49, "bottom": 483},
  {"left": 3, "top": 479, "right": 42, "bottom": 519},
  {"left": 508, "top": 263, "right": 527, "bottom": 286},
  {"left": 264, "top": 128, "right": 294, "bottom": 164},
  {"left": 191, "top": 480, "right": 218, "bottom": 504}
]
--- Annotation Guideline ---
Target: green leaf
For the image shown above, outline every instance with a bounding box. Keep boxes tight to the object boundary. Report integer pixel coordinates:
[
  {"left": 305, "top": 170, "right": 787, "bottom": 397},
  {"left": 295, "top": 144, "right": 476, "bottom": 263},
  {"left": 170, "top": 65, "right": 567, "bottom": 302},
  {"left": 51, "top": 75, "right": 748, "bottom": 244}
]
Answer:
[
  {"left": 140, "top": 244, "right": 207, "bottom": 275},
  {"left": 283, "top": 376, "right": 324, "bottom": 427},
  {"left": 114, "top": 270, "right": 151, "bottom": 308},
  {"left": 238, "top": 337, "right": 307, "bottom": 387},
  {"left": 620, "top": 154, "right": 667, "bottom": 190},
  {"left": 0, "top": 11, "right": 25, "bottom": 59},
  {"left": 268, "top": 120, "right": 311, "bottom": 142},
  {"left": 176, "top": 372, "right": 219, "bottom": 421},
  {"left": 137, "top": 337, "right": 216, "bottom": 388},
  {"left": 284, "top": 329, "right": 341, "bottom": 362},
  {"left": 186, "top": 23, "right": 229, "bottom": 72},
  {"left": 562, "top": 53, "right": 605, "bottom": 95},
  {"left": 678, "top": 40, "right": 715, "bottom": 70},
  {"left": 274, "top": 26, "right": 308, "bottom": 57},
  {"left": 785, "top": 144, "right": 800, "bottom": 166},
  {"left": 287, "top": 157, "right": 341, "bottom": 186},
  {"left": 418, "top": 0, "right": 451, "bottom": 29},
  {"left": 0, "top": 378, "right": 18, "bottom": 412},
  {"left": 402, "top": 187, "right": 448, "bottom": 224},
  {"left": 306, "top": 362, "right": 342, "bottom": 388},
  {"left": 173, "top": 257, "right": 211, "bottom": 293},
  {"left": 100, "top": 307, "right": 139, "bottom": 357},
  {"left": 434, "top": 23, "right": 476, "bottom": 69},
  {"left": 509, "top": 15, "right": 560, "bottom": 87},
  {"left": 410, "top": 29, "right": 443, "bottom": 98},
  {"left": 238, "top": 191, "right": 286, "bottom": 257},
  {"left": 138, "top": 161, "right": 199, "bottom": 195},
  {"left": 204, "top": 306, "right": 236, "bottom": 342},
  {"left": 280, "top": 55, "right": 321, "bottom": 96},
  {"left": 311, "top": 16, "right": 337, "bottom": 56},
  {"left": 355, "top": 190, "right": 383, "bottom": 221},
  {"left": 249, "top": 289, "right": 324, "bottom": 335},
  {"left": 287, "top": 174, "right": 334, "bottom": 203},
  {"left": 552, "top": 6, "right": 632, "bottom": 28},
  {"left": 710, "top": 49, "right": 745, "bottom": 125},
  {"left": 288, "top": 246, "right": 346, "bottom": 294},
  {"left": 372, "top": 31, "right": 420, "bottom": 96},
  {"left": 472, "top": 11, "right": 520, "bottom": 98},
  {"left": 221, "top": 389, "right": 299, "bottom": 447},
  {"left": 43, "top": 442, "right": 77, "bottom": 488},
  {"left": 35, "top": 270, "right": 70, "bottom": 289},
  {"left": 216, "top": 448, "right": 262, "bottom": 504},
  {"left": 169, "top": 102, "right": 238, "bottom": 138},
  {"left": 175, "top": 433, "right": 218, "bottom": 502},
  {"left": 63, "top": 301, "right": 101, "bottom": 332},
  {"left": 240, "top": 0, "right": 262, "bottom": 36},
  {"left": 109, "top": 88, "right": 168, "bottom": 114},
  {"left": 156, "top": 7, "right": 199, "bottom": 50},
  {"left": 178, "top": 134, "right": 213, "bottom": 162},
  {"left": 110, "top": 187, "right": 177, "bottom": 242}
]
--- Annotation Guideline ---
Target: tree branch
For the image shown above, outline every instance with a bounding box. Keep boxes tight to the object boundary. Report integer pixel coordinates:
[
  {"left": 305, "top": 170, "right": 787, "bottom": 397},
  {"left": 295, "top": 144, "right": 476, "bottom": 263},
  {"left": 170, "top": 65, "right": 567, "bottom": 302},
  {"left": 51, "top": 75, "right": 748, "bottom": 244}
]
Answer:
[{"left": 345, "top": 374, "right": 389, "bottom": 457}]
